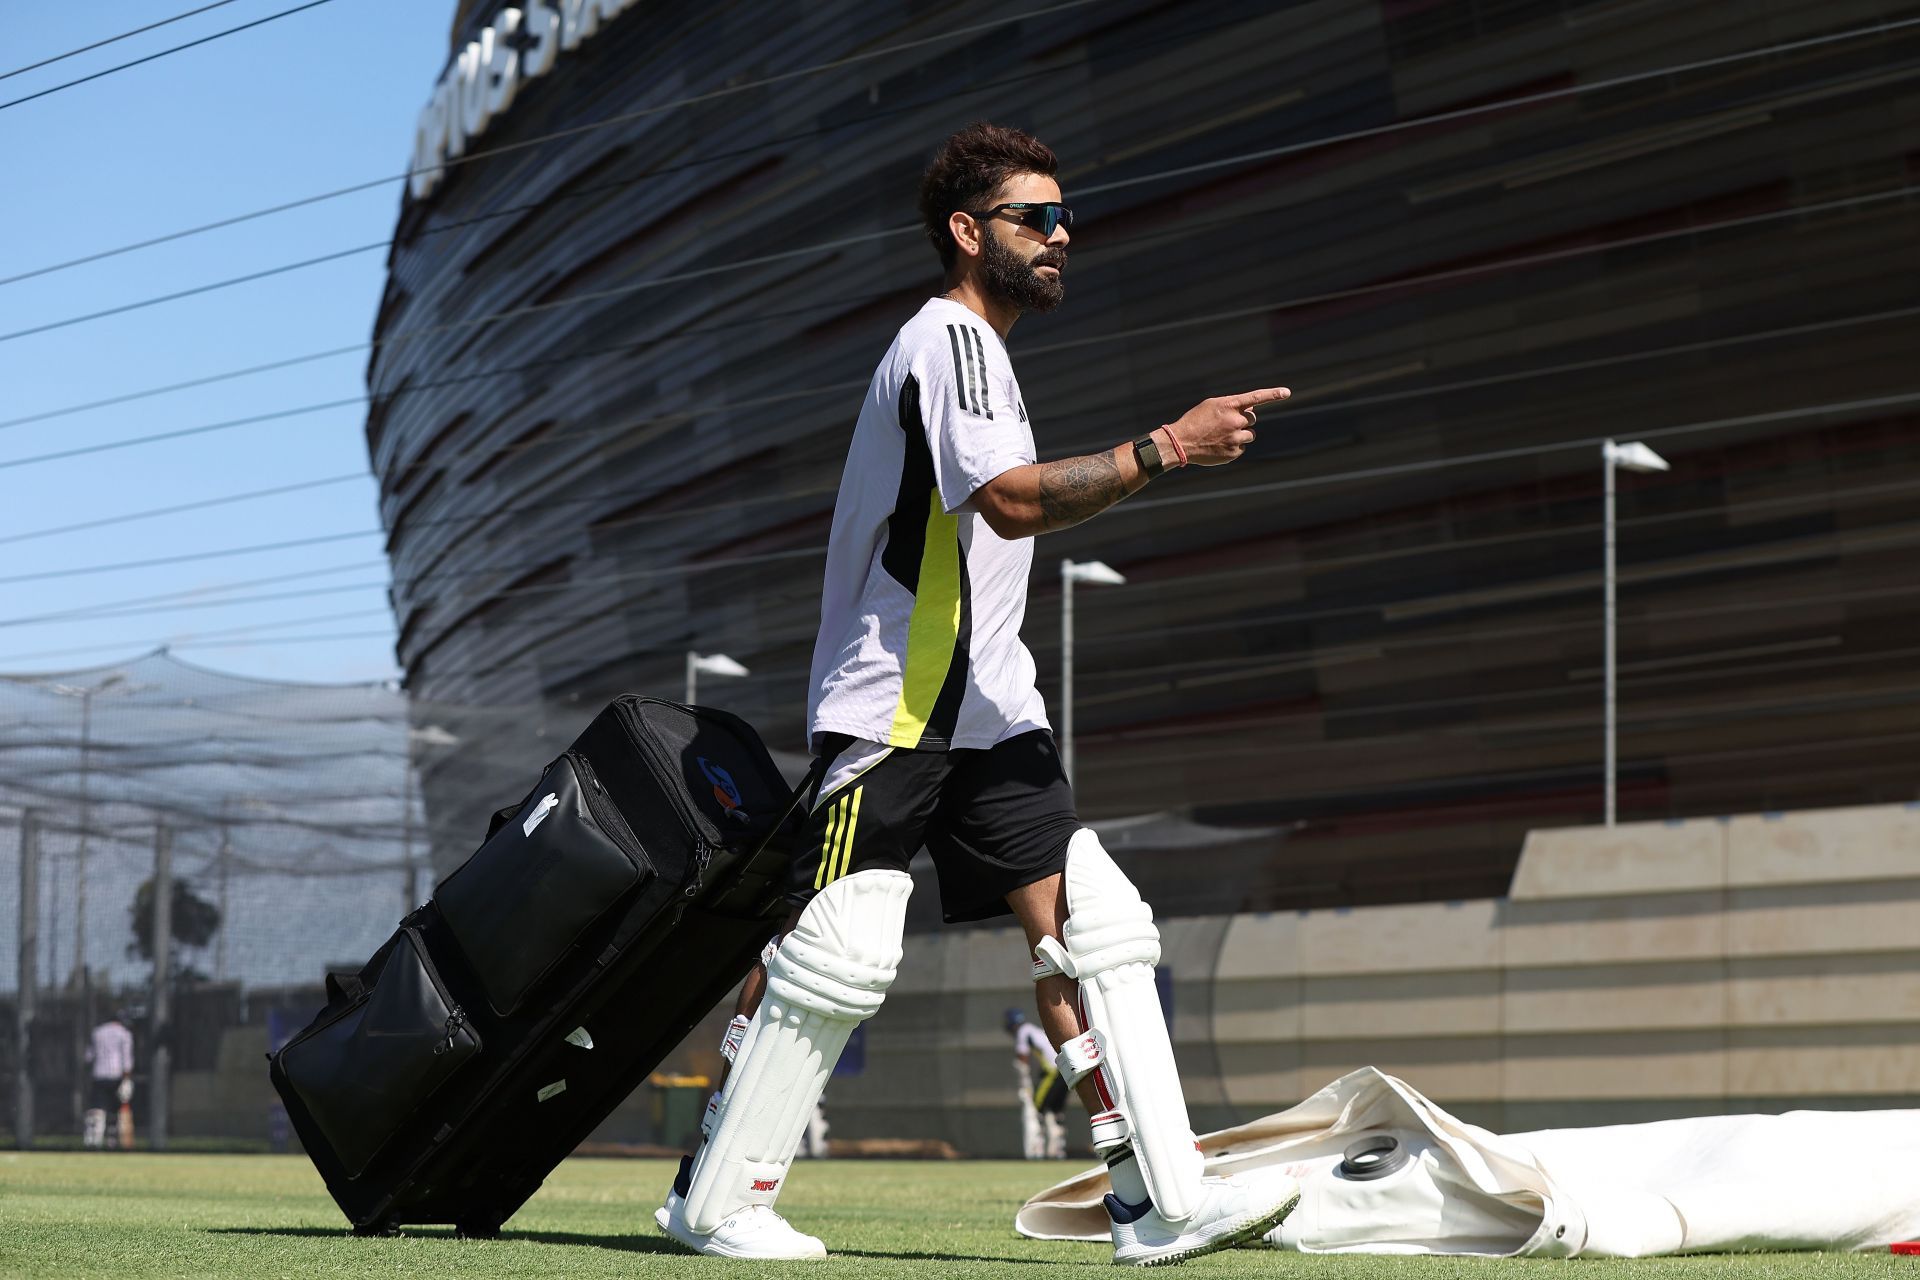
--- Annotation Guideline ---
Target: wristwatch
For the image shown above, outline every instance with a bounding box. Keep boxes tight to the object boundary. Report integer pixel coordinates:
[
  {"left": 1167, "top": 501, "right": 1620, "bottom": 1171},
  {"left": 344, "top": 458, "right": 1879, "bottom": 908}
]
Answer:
[{"left": 1132, "top": 432, "right": 1165, "bottom": 479}]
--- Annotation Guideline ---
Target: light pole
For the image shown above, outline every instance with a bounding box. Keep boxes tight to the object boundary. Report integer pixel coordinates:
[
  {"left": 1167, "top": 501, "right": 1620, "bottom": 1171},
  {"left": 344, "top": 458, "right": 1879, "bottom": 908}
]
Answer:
[
  {"left": 1602, "top": 439, "right": 1669, "bottom": 826},
  {"left": 1060, "top": 559, "right": 1126, "bottom": 789},
  {"left": 686, "top": 651, "right": 749, "bottom": 705},
  {"left": 47, "top": 673, "right": 124, "bottom": 995},
  {"left": 403, "top": 725, "right": 460, "bottom": 912},
  {"left": 46, "top": 671, "right": 144, "bottom": 1136}
]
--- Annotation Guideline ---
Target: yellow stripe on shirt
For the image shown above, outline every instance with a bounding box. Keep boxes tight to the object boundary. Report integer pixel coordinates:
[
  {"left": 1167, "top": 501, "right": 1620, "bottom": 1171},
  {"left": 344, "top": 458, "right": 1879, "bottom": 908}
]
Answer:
[{"left": 886, "top": 490, "right": 961, "bottom": 748}]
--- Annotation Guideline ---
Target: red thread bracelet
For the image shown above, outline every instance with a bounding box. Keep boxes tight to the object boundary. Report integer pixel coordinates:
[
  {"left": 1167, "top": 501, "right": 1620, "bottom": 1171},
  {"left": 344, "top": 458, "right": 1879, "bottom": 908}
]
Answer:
[{"left": 1158, "top": 425, "right": 1188, "bottom": 468}]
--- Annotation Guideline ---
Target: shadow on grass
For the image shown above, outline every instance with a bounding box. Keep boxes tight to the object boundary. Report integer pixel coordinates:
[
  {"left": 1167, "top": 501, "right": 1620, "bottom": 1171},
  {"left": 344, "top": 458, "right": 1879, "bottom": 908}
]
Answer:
[
  {"left": 833, "top": 1248, "right": 1069, "bottom": 1264},
  {"left": 208, "top": 1226, "right": 1065, "bottom": 1263},
  {"left": 207, "top": 1225, "right": 685, "bottom": 1255}
]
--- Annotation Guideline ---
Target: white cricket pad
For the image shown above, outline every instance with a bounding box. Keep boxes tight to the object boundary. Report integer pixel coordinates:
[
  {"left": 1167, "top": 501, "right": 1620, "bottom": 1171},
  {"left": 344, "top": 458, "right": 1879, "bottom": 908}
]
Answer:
[
  {"left": 680, "top": 868, "right": 912, "bottom": 1234},
  {"left": 1058, "top": 828, "right": 1204, "bottom": 1222}
]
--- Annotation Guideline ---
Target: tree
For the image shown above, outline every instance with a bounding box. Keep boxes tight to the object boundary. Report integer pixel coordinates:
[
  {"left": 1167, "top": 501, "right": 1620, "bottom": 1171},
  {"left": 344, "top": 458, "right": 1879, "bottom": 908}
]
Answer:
[{"left": 126, "top": 878, "right": 222, "bottom": 978}]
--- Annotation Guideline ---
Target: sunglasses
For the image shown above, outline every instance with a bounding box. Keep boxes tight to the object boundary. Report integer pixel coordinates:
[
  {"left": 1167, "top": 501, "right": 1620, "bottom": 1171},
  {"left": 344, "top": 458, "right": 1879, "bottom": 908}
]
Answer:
[{"left": 969, "top": 201, "right": 1073, "bottom": 237}]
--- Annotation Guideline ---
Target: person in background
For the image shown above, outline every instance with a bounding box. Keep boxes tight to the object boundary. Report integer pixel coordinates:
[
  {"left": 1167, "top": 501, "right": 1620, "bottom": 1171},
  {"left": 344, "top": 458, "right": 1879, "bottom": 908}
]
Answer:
[
  {"left": 1007, "top": 1008, "right": 1065, "bottom": 1159},
  {"left": 84, "top": 1010, "right": 134, "bottom": 1150}
]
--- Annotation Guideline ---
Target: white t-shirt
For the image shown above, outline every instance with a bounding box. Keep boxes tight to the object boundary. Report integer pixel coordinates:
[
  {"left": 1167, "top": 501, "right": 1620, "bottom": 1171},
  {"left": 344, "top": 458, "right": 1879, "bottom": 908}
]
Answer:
[
  {"left": 807, "top": 297, "right": 1051, "bottom": 752},
  {"left": 89, "top": 1020, "right": 133, "bottom": 1080},
  {"left": 1013, "top": 1020, "right": 1054, "bottom": 1069}
]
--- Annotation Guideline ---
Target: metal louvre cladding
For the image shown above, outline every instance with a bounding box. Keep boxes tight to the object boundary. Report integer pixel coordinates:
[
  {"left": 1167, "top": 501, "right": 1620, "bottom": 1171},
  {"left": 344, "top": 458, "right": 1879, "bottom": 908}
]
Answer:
[{"left": 369, "top": 0, "right": 1920, "bottom": 927}]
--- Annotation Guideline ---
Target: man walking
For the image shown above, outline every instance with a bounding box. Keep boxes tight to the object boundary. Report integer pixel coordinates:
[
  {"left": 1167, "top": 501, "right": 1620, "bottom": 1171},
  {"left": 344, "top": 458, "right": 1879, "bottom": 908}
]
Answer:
[{"left": 657, "top": 121, "right": 1296, "bottom": 1265}]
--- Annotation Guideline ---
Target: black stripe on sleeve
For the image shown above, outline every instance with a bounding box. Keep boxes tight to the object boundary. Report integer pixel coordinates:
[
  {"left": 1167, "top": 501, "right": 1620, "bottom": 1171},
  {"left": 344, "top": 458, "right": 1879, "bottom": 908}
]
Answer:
[
  {"left": 961, "top": 325, "right": 984, "bottom": 415},
  {"left": 945, "top": 325, "right": 969, "bottom": 415},
  {"left": 967, "top": 327, "right": 995, "bottom": 420}
]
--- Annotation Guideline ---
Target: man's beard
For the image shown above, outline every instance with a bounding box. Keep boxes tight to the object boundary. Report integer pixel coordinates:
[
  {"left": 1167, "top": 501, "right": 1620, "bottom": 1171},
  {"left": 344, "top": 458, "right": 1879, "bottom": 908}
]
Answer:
[{"left": 980, "top": 231, "right": 1066, "bottom": 314}]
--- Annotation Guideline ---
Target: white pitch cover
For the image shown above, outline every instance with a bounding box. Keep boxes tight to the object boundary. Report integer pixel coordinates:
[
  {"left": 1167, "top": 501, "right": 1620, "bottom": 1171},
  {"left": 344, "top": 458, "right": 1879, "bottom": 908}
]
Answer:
[
  {"left": 1059, "top": 829, "right": 1205, "bottom": 1222},
  {"left": 680, "top": 869, "right": 912, "bottom": 1234},
  {"left": 1018, "top": 1067, "right": 1920, "bottom": 1256}
]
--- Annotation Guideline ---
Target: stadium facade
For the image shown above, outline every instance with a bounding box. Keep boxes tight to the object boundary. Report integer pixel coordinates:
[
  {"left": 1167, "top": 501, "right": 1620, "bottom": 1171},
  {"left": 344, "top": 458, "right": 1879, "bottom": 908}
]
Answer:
[{"left": 370, "top": 0, "right": 1920, "bottom": 926}]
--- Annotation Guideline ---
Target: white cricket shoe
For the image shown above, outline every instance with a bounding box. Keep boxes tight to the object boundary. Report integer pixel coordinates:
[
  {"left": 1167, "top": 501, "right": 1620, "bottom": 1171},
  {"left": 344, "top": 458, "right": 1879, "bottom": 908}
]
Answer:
[
  {"left": 1106, "top": 1172, "right": 1301, "bottom": 1267},
  {"left": 654, "top": 1156, "right": 826, "bottom": 1260}
]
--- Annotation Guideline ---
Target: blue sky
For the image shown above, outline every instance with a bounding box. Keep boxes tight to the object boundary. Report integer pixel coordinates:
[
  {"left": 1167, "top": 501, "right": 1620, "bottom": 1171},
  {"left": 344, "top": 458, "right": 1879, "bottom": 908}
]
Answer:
[{"left": 0, "top": 0, "right": 453, "bottom": 684}]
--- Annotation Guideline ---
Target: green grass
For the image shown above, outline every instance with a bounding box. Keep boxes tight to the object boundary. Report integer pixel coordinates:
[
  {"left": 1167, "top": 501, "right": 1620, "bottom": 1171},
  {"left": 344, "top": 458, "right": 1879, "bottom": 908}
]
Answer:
[{"left": 0, "top": 1152, "right": 1911, "bottom": 1278}]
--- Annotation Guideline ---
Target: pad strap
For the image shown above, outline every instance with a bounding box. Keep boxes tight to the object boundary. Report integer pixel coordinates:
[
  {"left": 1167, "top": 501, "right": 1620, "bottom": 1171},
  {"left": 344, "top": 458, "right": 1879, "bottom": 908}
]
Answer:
[
  {"left": 719, "top": 1014, "right": 750, "bottom": 1064},
  {"left": 1089, "top": 1108, "right": 1130, "bottom": 1156},
  {"left": 1055, "top": 1029, "right": 1105, "bottom": 1087},
  {"left": 1032, "top": 935, "right": 1071, "bottom": 982}
]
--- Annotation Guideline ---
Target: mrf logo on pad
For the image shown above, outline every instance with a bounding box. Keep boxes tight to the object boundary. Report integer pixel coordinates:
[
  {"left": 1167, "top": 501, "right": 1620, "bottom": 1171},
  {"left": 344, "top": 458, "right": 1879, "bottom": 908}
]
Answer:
[
  {"left": 750, "top": 1178, "right": 780, "bottom": 1192},
  {"left": 698, "top": 756, "right": 753, "bottom": 825}
]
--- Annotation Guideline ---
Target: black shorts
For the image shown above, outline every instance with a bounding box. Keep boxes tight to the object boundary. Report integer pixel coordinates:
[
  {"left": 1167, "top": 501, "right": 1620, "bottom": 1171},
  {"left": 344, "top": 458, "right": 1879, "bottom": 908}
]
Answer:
[
  {"left": 787, "top": 729, "right": 1079, "bottom": 924},
  {"left": 1031, "top": 1064, "right": 1070, "bottom": 1114},
  {"left": 89, "top": 1078, "right": 122, "bottom": 1111}
]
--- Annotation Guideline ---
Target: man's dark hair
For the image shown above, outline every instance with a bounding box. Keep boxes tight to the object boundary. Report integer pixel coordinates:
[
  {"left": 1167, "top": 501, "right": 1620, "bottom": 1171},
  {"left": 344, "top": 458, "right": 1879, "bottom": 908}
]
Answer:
[{"left": 918, "top": 122, "right": 1058, "bottom": 271}]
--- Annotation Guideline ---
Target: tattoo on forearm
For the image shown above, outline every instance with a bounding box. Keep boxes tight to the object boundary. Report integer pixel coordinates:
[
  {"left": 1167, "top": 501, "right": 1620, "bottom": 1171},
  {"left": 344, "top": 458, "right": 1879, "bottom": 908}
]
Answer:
[{"left": 1037, "top": 453, "right": 1126, "bottom": 530}]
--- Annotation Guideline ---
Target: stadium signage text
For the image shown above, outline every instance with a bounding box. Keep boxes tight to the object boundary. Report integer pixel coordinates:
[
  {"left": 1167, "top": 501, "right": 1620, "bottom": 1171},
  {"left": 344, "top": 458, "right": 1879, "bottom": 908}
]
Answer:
[{"left": 409, "top": 0, "right": 638, "bottom": 201}]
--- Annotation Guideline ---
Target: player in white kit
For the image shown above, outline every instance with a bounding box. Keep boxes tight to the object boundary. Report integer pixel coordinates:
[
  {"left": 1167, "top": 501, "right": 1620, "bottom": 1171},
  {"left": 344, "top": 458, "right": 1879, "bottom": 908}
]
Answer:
[
  {"left": 656, "top": 122, "right": 1298, "bottom": 1266},
  {"left": 1009, "top": 1008, "right": 1067, "bottom": 1159}
]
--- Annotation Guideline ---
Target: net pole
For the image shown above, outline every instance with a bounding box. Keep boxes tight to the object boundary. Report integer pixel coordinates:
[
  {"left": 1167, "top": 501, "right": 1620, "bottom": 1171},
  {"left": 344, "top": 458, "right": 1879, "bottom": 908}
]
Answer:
[
  {"left": 14, "top": 809, "right": 37, "bottom": 1149},
  {"left": 148, "top": 823, "right": 172, "bottom": 1153}
]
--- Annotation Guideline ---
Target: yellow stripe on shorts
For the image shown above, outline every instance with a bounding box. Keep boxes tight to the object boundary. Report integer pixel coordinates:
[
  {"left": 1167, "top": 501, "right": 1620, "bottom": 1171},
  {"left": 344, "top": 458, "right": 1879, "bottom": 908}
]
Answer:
[
  {"left": 814, "top": 796, "right": 845, "bottom": 890},
  {"left": 828, "top": 785, "right": 864, "bottom": 886}
]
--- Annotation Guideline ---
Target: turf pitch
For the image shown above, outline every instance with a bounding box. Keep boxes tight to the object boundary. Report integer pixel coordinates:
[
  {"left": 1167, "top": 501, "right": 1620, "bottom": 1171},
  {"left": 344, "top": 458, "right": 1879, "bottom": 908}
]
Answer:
[{"left": 1, "top": 1152, "right": 1912, "bottom": 1278}]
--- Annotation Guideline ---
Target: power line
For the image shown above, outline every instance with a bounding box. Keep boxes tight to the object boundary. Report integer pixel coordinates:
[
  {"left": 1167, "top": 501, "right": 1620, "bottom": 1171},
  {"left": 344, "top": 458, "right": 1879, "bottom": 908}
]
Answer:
[
  {"left": 6, "top": 179, "right": 1913, "bottom": 473},
  {"left": 0, "top": 4, "right": 1270, "bottom": 346},
  {"left": 0, "top": 0, "right": 340, "bottom": 112},
  {"left": 32, "top": 486, "right": 1899, "bottom": 679},
  {"left": 1067, "top": 13, "right": 1920, "bottom": 201},
  {"left": 0, "top": 472, "right": 365, "bottom": 548},
  {"left": 7, "top": 381, "right": 1914, "bottom": 640},
  {"left": 0, "top": 1, "right": 243, "bottom": 82},
  {"left": 1, "top": 5, "right": 1907, "bottom": 314},
  {"left": 0, "top": 281, "right": 884, "bottom": 432},
  {"left": 4, "top": 297, "right": 1910, "bottom": 561},
  {"left": 13, "top": 402, "right": 1919, "bottom": 620},
  {"left": 0, "top": 0, "right": 1108, "bottom": 289}
]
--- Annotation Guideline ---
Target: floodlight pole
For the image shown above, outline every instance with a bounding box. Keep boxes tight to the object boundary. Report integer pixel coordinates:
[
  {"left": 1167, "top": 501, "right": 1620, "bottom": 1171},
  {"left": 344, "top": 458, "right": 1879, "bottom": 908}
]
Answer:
[
  {"left": 1604, "top": 442, "right": 1618, "bottom": 828},
  {"left": 1063, "top": 567, "right": 1077, "bottom": 787},
  {"left": 1601, "top": 439, "right": 1669, "bottom": 827},
  {"left": 1060, "top": 560, "right": 1126, "bottom": 790},
  {"left": 215, "top": 814, "right": 231, "bottom": 983},
  {"left": 15, "top": 808, "right": 38, "bottom": 1149},
  {"left": 149, "top": 822, "right": 172, "bottom": 1153},
  {"left": 402, "top": 756, "right": 418, "bottom": 916}
]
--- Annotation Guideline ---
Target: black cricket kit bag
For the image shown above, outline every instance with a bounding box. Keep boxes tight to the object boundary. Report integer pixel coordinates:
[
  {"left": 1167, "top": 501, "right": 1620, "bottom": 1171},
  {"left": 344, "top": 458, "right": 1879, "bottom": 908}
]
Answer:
[{"left": 267, "top": 697, "right": 816, "bottom": 1235}]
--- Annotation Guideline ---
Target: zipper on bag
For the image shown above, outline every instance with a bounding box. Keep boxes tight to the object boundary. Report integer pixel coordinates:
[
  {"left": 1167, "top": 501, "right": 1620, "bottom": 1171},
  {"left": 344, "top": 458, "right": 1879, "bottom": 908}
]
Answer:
[
  {"left": 562, "top": 750, "right": 649, "bottom": 869},
  {"left": 404, "top": 926, "right": 481, "bottom": 1058}
]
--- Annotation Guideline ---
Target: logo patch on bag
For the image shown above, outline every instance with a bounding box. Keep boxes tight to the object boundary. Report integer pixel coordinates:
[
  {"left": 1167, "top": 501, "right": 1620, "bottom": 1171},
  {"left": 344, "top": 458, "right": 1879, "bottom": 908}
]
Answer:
[
  {"left": 523, "top": 793, "right": 559, "bottom": 837},
  {"left": 697, "top": 756, "right": 752, "bottom": 824},
  {"left": 750, "top": 1178, "right": 780, "bottom": 1192},
  {"left": 536, "top": 1079, "right": 567, "bottom": 1102}
]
